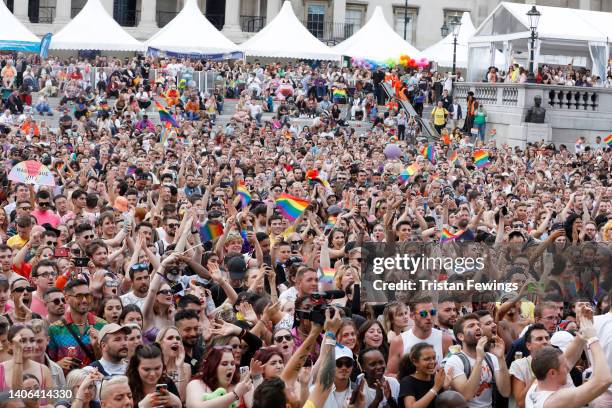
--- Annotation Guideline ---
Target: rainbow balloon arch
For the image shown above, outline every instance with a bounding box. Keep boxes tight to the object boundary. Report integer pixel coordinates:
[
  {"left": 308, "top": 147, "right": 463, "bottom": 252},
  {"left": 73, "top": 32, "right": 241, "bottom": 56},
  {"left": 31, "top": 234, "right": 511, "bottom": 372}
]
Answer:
[{"left": 349, "top": 54, "right": 430, "bottom": 70}]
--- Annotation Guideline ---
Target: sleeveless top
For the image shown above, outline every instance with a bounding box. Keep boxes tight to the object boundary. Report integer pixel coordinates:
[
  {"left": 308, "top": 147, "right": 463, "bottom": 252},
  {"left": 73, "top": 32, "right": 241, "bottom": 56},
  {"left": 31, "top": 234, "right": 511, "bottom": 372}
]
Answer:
[
  {"left": 401, "top": 328, "right": 444, "bottom": 363},
  {"left": 525, "top": 383, "right": 554, "bottom": 408},
  {"left": 0, "top": 362, "right": 48, "bottom": 405}
]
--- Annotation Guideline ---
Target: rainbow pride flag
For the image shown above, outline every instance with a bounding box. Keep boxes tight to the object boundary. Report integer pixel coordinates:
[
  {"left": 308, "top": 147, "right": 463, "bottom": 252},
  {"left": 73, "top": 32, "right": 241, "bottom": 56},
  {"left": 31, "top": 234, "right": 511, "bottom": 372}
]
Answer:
[
  {"left": 332, "top": 88, "right": 347, "bottom": 99},
  {"left": 199, "top": 220, "right": 224, "bottom": 242},
  {"left": 473, "top": 150, "right": 489, "bottom": 169},
  {"left": 440, "top": 228, "right": 464, "bottom": 243},
  {"left": 320, "top": 268, "right": 336, "bottom": 284},
  {"left": 399, "top": 162, "right": 419, "bottom": 183},
  {"left": 449, "top": 151, "right": 459, "bottom": 166},
  {"left": 421, "top": 144, "right": 436, "bottom": 163},
  {"left": 326, "top": 215, "right": 337, "bottom": 229},
  {"left": 160, "top": 121, "right": 172, "bottom": 144},
  {"left": 155, "top": 101, "right": 179, "bottom": 128},
  {"left": 236, "top": 183, "right": 252, "bottom": 208},
  {"left": 275, "top": 193, "right": 309, "bottom": 222},
  {"left": 604, "top": 134, "right": 612, "bottom": 146}
]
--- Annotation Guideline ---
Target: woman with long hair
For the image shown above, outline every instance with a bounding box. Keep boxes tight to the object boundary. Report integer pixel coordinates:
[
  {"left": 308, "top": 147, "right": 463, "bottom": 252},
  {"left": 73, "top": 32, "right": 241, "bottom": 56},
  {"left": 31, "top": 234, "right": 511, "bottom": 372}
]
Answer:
[
  {"left": 126, "top": 344, "right": 181, "bottom": 408},
  {"left": 249, "top": 347, "right": 284, "bottom": 380},
  {"left": 120, "top": 303, "right": 144, "bottom": 328},
  {"left": 66, "top": 369, "right": 102, "bottom": 408},
  {"left": 125, "top": 324, "right": 143, "bottom": 362},
  {"left": 336, "top": 319, "right": 361, "bottom": 381},
  {"left": 398, "top": 343, "right": 451, "bottom": 408},
  {"left": 98, "top": 296, "right": 122, "bottom": 324},
  {"left": 271, "top": 328, "right": 295, "bottom": 363},
  {"left": 382, "top": 301, "right": 413, "bottom": 342},
  {"left": 186, "top": 346, "right": 253, "bottom": 408},
  {"left": 358, "top": 320, "right": 389, "bottom": 360},
  {"left": 156, "top": 326, "right": 191, "bottom": 402},
  {"left": 0, "top": 325, "right": 53, "bottom": 391},
  {"left": 142, "top": 269, "right": 175, "bottom": 343}
]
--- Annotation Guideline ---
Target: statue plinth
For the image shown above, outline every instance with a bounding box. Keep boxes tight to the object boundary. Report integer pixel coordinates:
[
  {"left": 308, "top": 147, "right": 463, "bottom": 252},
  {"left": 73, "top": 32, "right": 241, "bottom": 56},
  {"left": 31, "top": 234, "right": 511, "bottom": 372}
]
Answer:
[{"left": 506, "top": 122, "right": 552, "bottom": 148}]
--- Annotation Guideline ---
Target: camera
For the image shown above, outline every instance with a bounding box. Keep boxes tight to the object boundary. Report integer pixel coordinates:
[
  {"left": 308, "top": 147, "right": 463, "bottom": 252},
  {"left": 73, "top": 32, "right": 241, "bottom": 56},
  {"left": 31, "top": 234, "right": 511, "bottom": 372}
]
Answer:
[{"left": 295, "top": 291, "right": 345, "bottom": 325}]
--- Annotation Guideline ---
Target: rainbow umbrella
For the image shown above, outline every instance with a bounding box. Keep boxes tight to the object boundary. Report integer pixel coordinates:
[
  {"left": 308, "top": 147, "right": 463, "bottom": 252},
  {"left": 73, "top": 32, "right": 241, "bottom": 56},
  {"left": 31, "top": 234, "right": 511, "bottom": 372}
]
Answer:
[{"left": 8, "top": 160, "right": 55, "bottom": 186}]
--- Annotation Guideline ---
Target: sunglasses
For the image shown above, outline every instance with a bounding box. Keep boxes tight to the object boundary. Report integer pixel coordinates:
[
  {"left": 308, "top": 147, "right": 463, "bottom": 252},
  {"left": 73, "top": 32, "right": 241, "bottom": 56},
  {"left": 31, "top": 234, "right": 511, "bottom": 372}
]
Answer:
[
  {"left": 19, "top": 206, "right": 32, "bottom": 210},
  {"left": 336, "top": 358, "right": 354, "bottom": 368},
  {"left": 69, "top": 293, "right": 93, "bottom": 301},
  {"left": 48, "top": 297, "right": 66, "bottom": 305},
  {"left": 291, "top": 240, "right": 303, "bottom": 245},
  {"left": 130, "top": 263, "right": 149, "bottom": 271},
  {"left": 418, "top": 309, "right": 437, "bottom": 318},
  {"left": 274, "top": 334, "right": 293, "bottom": 343},
  {"left": 46, "top": 241, "right": 56, "bottom": 246},
  {"left": 38, "top": 202, "right": 51, "bottom": 208},
  {"left": 167, "top": 223, "right": 179, "bottom": 228},
  {"left": 13, "top": 286, "right": 36, "bottom": 293},
  {"left": 157, "top": 289, "right": 172, "bottom": 295},
  {"left": 82, "top": 234, "right": 95, "bottom": 240}
]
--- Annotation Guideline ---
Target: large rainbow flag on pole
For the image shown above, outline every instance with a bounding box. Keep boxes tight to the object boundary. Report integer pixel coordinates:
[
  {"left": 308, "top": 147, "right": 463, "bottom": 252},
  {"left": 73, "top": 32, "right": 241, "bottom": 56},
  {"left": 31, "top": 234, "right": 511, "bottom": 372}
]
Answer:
[
  {"left": 604, "top": 134, "right": 612, "bottom": 146},
  {"left": 421, "top": 144, "right": 436, "bottom": 164},
  {"left": 236, "top": 182, "right": 252, "bottom": 208},
  {"left": 199, "top": 221, "right": 224, "bottom": 242},
  {"left": 399, "top": 162, "right": 419, "bottom": 183},
  {"left": 155, "top": 101, "right": 179, "bottom": 128},
  {"left": 473, "top": 150, "right": 490, "bottom": 169},
  {"left": 440, "top": 228, "right": 464, "bottom": 243},
  {"left": 275, "top": 193, "right": 309, "bottom": 222}
]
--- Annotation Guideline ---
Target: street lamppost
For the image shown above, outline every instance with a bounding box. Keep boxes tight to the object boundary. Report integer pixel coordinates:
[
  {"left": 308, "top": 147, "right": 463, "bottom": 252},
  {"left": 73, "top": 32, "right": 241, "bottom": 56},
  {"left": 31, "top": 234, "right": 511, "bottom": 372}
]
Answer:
[
  {"left": 440, "top": 16, "right": 462, "bottom": 75},
  {"left": 526, "top": 5, "right": 541, "bottom": 83},
  {"left": 403, "top": 0, "right": 409, "bottom": 41}
]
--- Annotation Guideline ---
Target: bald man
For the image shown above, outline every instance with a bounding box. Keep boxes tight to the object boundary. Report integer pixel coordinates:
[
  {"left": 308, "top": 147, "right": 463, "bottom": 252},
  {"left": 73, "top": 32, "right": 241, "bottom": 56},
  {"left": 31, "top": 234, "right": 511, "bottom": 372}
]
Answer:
[{"left": 436, "top": 391, "right": 468, "bottom": 408}]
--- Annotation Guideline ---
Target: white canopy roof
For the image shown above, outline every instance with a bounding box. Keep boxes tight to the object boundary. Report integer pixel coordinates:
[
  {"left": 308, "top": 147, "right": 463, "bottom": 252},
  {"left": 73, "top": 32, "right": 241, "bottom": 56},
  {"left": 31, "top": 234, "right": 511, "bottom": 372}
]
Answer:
[
  {"left": 470, "top": 2, "right": 612, "bottom": 44},
  {"left": 146, "top": 0, "right": 237, "bottom": 54},
  {"left": 422, "top": 12, "right": 504, "bottom": 69},
  {"left": 0, "top": 0, "right": 40, "bottom": 45},
  {"left": 333, "top": 6, "right": 421, "bottom": 61},
  {"left": 240, "top": 1, "right": 339, "bottom": 60},
  {"left": 50, "top": 0, "right": 144, "bottom": 51}
]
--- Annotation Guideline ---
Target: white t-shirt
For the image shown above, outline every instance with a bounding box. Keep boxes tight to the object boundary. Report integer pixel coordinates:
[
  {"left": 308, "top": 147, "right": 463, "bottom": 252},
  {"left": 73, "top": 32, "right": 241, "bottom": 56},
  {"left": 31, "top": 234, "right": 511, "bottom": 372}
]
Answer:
[
  {"left": 509, "top": 356, "right": 574, "bottom": 408},
  {"left": 120, "top": 291, "right": 146, "bottom": 310},
  {"left": 594, "top": 312, "right": 612, "bottom": 392},
  {"left": 445, "top": 352, "right": 501, "bottom": 408},
  {"left": 356, "top": 375, "right": 400, "bottom": 408}
]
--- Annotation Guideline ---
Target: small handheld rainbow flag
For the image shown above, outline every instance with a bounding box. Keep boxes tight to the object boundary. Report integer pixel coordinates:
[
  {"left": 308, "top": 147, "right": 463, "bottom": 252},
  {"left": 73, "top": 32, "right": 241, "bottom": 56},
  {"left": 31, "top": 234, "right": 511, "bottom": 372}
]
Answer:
[
  {"left": 319, "top": 268, "right": 336, "bottom": 284},
  {"left": 449, "top": 151, "right": 459, "bottom": 166},
  {"left": 155, "top": 101, "right": 179, "bottom": 128},
  {"left": 306, "top": 169, "right": 332, "bottom": 191},
  {"left": 160, "top": 121, "right": 171, "bottom": 144},
  {"left": 326, "top": 215, "right": 337, "bottom": 229},
  {"left": 199, "top": 220, "right": 224, "bottom": 242},
  {"left": 399, "top": 162, "right": 419, "bottom": 183},
  {"left": 236, "top": 182, "right": 252, "bottom": 208},
  {"left": 440, "top": 228, "right": 464, "bottom": 243},
  {"left": 473, "top": 150, "right": 489, "bottom": 169},
  {"left": 604, "top": 134, "right": 612, "bottom": 146},
  {"left": 421, "top": 144, "right": 436, "bottom": 163},
  {"left": 332, "top": 88, "right": 347, "bottom": 99},
  {"left": 275, "top": 193, "right": 309, "bottom": 222}
]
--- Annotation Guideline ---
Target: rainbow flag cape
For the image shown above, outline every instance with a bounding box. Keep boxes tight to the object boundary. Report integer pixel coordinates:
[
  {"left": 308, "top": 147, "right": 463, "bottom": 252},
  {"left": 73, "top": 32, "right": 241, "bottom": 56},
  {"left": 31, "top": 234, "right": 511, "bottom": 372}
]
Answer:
[
  {"left": 236, "top": 183, "right": 252, "bottom": 208},
  {"left": 473, "top": 150, "right": 489, "bottom": 169},
  {"left": 440, "top": 228, "right": 464, "bottom": 243},
  {"left": 449, "top": 151, "right": 459, "bottom": 165},
  {"left": 160, "top": 121, "right": 171, "bottom": 144},
  {"left": 604, "top": 134, "right": 612, "bottom": 146},
  {"left": 399, "top": 162, "right": 419, "bottom": 183},
  {"left": 319, "top": 268, "right": 336, "bottom": 284},
  {"left": 275, "top": 193, "right": 309, "bottom": 222},
  {"left": 155, "top": 101, "right": 179, "bottom": 128},
  {"left": 421, "top": 144, "right": 436, "bottom": 163},
  {"left": 199, "top": 220, "right": 224, "bottom": 242}
]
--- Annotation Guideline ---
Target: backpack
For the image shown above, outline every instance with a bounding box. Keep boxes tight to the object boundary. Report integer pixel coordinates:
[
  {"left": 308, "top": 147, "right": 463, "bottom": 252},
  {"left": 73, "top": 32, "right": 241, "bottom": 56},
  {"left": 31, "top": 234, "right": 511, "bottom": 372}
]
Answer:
[{"left": 456, "top": 352, "right": 502, "bottom": 407}]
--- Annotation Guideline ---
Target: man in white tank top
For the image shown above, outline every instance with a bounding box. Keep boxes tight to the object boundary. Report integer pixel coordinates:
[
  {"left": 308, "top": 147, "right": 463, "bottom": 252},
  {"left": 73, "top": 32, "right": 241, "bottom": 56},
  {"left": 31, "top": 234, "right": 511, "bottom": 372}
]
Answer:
[
  {"left": 387, "top": 296, "right": 453, "bottom": 376},
  {"left": 525, "top": 313, "right": 612, "bottom": 408}
]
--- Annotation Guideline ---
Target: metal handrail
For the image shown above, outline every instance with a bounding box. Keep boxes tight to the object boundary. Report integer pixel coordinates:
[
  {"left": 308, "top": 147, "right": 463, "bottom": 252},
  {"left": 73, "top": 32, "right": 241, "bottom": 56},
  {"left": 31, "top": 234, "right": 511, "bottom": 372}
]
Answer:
[{"left": 381, "top": 82, "right": 437, "bottom": 140}]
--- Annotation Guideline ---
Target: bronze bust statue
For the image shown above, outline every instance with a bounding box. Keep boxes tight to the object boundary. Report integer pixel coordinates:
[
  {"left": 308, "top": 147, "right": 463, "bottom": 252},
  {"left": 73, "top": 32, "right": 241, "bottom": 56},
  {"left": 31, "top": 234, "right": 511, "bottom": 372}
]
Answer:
[{"left": 525, "top": 95, "right": 546, "bottom": 123}]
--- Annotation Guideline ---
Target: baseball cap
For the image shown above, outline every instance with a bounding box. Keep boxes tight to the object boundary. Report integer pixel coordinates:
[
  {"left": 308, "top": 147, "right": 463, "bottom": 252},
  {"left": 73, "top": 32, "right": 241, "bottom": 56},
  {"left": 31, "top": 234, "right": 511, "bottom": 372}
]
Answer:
[
  {"left": 550, "top": 330, "right": 574, "bottom": 352},
  {"left": 327, "top": 205, "right": 343, "bottom": 216},
  {"left": 227, "top": 256, "right": 247, "bottom": 280},
  {"left": 98, "top": 323, "right": 130, "bottom": 342},
  {"left": 335, "top": 344, "right": 353, "bottom": 361}
]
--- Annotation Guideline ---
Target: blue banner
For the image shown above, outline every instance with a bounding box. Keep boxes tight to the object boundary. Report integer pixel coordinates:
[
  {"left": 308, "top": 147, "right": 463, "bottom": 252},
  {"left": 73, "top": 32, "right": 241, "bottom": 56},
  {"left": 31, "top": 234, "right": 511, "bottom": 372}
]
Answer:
[
  {"left": 0, "top": 40, "right": 40, "bottom": 53},
  {"left": 146, "top": 47, "right": 243, "bottom": 60},
  {"left": 39, "top": 33, "right": 52, "bottom": 59}
]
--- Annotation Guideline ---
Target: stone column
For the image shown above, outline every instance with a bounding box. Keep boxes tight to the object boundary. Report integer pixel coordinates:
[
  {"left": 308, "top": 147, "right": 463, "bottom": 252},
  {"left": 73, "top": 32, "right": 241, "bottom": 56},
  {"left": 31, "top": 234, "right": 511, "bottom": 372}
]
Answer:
[
  {"left": 55, "top": 0, "right": 72, "bottom": 23},
  {"left": 222, "top": 0, "right": 241, "bottom": 33},
  {"left": 266, "top": 0, "right": 280, "bottom": 22},
  {"left": 332, "top": 0, "right": 346, "bottom": 39},
  {"left": 579, "top": 0, "right": 591, "bottom": 10},
  {"left": 13, "top": 0, "right": 29, "bottom": 22},
  {"left": 138, "top": 0, "right": 158, "bottom": 29}
]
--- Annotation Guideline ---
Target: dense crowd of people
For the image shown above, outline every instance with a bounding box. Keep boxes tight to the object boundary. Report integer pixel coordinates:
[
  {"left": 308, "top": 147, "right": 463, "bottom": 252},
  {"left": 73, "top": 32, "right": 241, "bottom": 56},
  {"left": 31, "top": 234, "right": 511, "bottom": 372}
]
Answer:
[{"left": 0, "top": 52, "right": 610, "bottom": 408}]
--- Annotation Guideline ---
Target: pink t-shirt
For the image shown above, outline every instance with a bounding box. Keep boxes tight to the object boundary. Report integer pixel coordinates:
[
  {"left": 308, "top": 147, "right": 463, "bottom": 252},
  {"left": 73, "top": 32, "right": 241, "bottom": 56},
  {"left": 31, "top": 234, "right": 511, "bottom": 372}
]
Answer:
[
  {"left": 30, "top": 293, "right": 48, "bottom": 317},
  {"left": 31, "top": 209, "right": 61, "bottom": 228}
]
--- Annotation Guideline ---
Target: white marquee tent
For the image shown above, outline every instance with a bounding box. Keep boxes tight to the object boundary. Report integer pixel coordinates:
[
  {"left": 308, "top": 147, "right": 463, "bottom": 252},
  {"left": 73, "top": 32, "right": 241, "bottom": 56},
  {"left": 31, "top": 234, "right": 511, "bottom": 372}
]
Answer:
[
  {"left": 0, "top": 0, "right": 40, "bottom": 52},
  {"left": 146, "top": 0, "right": 238, "bottom": 55},
  {"left": 468, "top": 2, "right": 612, "bottom": 81},
  {"left": 240, "top": 1, "right": 339, "bottom": 60},
  {"left": 422, "top": 12, "right": 504, "bottom": 70},
  {"left": 333, "top": 6, "right": 421, "bottom": 61},
  {"left": 50, "top": 0, "right": 144, "bottom": 51}
]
